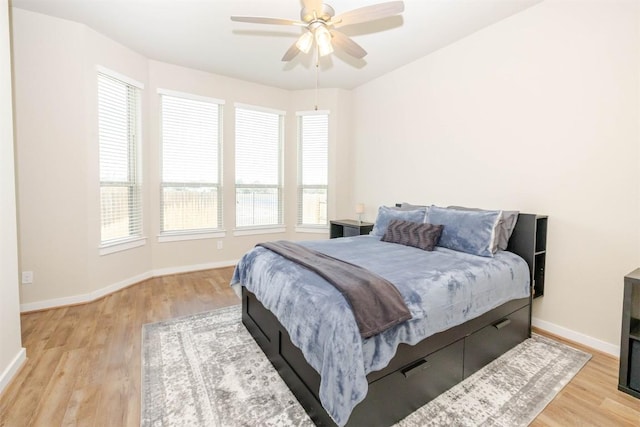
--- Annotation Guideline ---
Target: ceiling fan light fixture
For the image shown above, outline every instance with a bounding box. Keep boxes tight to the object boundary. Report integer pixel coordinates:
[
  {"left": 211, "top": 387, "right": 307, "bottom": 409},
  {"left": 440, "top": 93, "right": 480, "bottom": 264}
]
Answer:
[
  {"left": 296, "top": 31, "right": 314, "bottom": 54},
  {"left": 231, "top": 1, "right": 405, "bottom": 62},
  {"left": 318, "top": 38, "right": 334, "bottom": 57},
  {"left": 314, "top": 25, "right": 334, "bottom": 56}
]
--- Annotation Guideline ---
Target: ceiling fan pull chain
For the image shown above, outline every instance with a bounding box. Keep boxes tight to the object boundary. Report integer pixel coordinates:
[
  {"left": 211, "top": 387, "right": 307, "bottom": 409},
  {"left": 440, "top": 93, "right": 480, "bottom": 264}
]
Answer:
[{"left": 315, "top": 45, "right": 320, "bottom": 111}]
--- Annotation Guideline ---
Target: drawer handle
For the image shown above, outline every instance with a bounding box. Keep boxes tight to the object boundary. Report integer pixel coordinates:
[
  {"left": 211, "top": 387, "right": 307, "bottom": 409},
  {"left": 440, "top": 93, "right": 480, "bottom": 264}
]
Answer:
[
  {"left": 493, "top": 318, "right": 512, "bottom": 330},
  {"left": 401, "top": 359, "right": 431, "bottom": 378}
]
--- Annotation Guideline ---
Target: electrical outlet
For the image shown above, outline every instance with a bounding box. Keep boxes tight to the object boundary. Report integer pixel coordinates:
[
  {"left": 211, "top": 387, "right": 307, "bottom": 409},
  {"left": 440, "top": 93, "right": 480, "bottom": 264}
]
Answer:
[
  {"left": 217, "top": 241, "right": 223, "bottom": 250},
  {"left": 22, "top": 271, "right": 34, "bottom": 284}
]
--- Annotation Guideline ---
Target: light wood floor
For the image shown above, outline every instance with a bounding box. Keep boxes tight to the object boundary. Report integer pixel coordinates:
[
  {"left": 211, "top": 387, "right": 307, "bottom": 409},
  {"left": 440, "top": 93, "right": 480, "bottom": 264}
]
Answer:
[{"left": 0, "top": 268, "right": 638, "bottom": 426}]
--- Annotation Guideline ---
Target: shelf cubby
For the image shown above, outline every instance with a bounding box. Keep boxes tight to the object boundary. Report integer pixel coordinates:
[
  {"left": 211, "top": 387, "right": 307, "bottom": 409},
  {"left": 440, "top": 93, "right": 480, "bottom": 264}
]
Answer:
[
  {"left": 619, "top": 270, "right": 640, "bottom": 398},
  {"left": 508, "top": 214, "right": 547, "bottom": 299}
]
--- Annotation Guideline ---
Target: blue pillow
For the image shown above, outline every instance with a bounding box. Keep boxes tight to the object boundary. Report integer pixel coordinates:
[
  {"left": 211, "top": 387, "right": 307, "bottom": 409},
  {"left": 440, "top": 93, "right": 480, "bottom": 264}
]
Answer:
[
  {"left": 370, "top": 206, "right": 426, "bottom": 237},
  {"left": 427, "top": 206, "right": 501, "bottom": 257},
  {"left": 447, "top": 206, "right": 519, "bottom": 251}
]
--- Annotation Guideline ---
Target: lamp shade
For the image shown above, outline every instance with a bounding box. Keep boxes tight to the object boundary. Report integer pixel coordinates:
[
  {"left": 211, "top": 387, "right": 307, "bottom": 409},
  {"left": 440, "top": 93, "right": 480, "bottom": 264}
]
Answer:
[
  {"left": 355, "top": 203, "right": 365, "bottom": 214},
  {"left": 296, "top": 31, "right": 313, "bottom": 54},
  {"left": 315, "top": 25, "right": 334, "bottom": 57}
]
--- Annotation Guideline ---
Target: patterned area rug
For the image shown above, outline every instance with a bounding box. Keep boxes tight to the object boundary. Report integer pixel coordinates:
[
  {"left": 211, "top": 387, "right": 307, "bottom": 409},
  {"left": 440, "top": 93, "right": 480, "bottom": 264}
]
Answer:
[{"left": 142, "top": 305, "right": 591, "bottom": 427}]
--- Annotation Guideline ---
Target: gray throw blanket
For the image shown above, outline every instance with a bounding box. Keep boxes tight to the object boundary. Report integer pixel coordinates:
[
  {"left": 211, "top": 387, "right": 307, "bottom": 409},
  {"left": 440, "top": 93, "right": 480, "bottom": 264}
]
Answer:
[{"left": 257, "top": 241, "right": 412, "bottom": 338}]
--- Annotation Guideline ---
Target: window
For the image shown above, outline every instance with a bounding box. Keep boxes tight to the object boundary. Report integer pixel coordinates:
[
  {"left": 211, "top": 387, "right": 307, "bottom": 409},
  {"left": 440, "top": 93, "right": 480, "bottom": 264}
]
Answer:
[
  {"left": 297, "top": 111, "right": 329, "bottom": 227},
  {"left": 235, "top": 104, "right": 284, "bottom": 229},
  {"left": 160, "top": 90, "right": 223, "bottom": 235},
  {"left": 97, "top": 70, "right": 142, "bottom": 246}
]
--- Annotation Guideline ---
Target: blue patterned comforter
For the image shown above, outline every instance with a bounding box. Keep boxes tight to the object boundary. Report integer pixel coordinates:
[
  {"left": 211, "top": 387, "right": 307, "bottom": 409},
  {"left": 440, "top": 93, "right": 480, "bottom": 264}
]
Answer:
[{"left": 231, "top": 235, "right": 530, "bottom": 426}]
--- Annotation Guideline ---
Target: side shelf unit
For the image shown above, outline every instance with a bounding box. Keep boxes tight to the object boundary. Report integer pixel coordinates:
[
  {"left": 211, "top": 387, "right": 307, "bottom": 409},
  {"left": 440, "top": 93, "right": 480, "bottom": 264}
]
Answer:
[
  {"left": 619, "top": 269, "right": 640, "bottom": 398},
  {"left": 507, "top": 214, "right": 548, "bottom": 298}
]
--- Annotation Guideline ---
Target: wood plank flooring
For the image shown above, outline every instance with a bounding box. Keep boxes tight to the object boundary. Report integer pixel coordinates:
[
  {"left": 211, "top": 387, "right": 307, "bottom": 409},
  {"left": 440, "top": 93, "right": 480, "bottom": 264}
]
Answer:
[{"left": 0, "top": 268, "right": 638, "bottom": 426}]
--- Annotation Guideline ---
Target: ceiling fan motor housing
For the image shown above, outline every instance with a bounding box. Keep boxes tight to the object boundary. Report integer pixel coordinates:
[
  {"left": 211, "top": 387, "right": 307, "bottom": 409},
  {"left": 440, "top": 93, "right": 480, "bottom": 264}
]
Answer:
[{"left": 301, "top": 4, "right": 335, "bottom": 23}]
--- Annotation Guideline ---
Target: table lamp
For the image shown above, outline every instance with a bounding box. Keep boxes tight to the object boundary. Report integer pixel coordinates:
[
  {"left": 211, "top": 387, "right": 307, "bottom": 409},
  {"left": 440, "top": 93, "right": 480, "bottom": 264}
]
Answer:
[{"left": 355, "top": 203, "right": 365, "bottom": 224}]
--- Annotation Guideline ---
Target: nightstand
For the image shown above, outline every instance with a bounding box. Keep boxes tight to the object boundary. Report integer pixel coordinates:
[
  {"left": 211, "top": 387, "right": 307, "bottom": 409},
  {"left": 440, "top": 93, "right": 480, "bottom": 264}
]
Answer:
[{"left": 329, "top": 219, "right": 374, "bottom": 238}]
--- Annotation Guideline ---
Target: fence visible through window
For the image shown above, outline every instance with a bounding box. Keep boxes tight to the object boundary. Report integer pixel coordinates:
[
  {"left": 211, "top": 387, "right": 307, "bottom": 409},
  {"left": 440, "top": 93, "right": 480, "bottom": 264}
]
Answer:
[
  {"left": 300, "top": 188, "right": 327, "bottom": 225},
  {"left": 162, "top": 186, "right": 220, "bottom": 231},
  {"left": 236, "top": 187, "right": 280, "bottom": 227}
]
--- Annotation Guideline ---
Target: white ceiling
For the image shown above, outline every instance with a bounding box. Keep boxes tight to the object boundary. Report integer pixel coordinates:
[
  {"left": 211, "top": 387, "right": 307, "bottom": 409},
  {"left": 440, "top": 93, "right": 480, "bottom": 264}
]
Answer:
[{"left": 10, "top": 0, "right": 542, "bottom": 90}]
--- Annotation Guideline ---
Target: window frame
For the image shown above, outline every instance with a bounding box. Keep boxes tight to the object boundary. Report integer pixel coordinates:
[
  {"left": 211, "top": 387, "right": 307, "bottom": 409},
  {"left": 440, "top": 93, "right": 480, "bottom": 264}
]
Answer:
[
  {"left": 157, "top": 88, "right": 225, "bottom": 241},
  {"left": 296, "top": 110, "right": 330, "bottom": 232},
  {"left": 97, "top": 66, "right": 145, "bottom": 254},
  {"left": 233, "top": 103, "right": 285, "bottom": 234}
]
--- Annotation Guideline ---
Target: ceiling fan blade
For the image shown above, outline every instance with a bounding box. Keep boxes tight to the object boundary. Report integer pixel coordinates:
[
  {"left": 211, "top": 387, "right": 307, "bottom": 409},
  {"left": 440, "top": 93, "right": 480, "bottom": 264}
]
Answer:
[
  {"left": 333, "top": 1, "right": 404, "bottom": 27},
  {"left": 281, "top": 40, "right": 301, "bottom": 62},
  {"left": 230, "top": 16, "right": 304, "bottom": 26},
  {"left": 330, "top": 30, "right": 367, "bottom": 59}
]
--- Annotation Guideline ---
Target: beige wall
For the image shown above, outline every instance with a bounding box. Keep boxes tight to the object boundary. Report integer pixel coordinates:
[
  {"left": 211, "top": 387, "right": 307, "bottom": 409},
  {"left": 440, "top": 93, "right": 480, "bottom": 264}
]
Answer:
[
  {"left": 12, "top": 9, "right": 90, "bottom": 303},
  {"left": 83, "top": 18, "right": 153, "bottom": 295},
  {"left": 11, "top": 8, "right": 353, "bottom": 308},
  {"left": 147, "top": 60, "right": 293, "bottom": 270},
  {"left": 350, "top": 0, "right": 640, "bottom": 349},
  {"left": 12, "top": 8, "right": 152, "bottom": 307},
  {"left": 12, "top": 1, "right": 639, "bottom": 352},
  {"left": 0, "top": 1, "right": 25, "bottom": 393}
]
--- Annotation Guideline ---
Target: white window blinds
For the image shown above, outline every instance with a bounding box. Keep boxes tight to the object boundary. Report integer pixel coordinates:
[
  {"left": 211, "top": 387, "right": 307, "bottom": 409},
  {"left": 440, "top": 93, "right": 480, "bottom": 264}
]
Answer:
[
  {"left": 235, "top": 105, "right": 284, "bottom": 228},
  {"left": 160, "top": 91, "right": 223, "bottom": 233},
  {"left": 98, "top": 72, "right": 142, "bottom": 245},
  {"left": 298, "top": 112, "right": 329, "bottom": 226}
]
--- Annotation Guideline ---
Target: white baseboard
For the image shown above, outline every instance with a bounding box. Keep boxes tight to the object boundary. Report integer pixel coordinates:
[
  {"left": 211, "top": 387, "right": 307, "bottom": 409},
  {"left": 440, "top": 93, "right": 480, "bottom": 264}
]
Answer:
[
  {"left": 0, "top": 347, "right": 26, "bottom": 395},
  {"left": 532, "top": 316, "right": 619, "bottom": 357},
  {"left": 18, "top": 266, "right": 621, "bottom": 359},
  {"left": 19, "top": 271, "right": 154, "bottom": 312},
  {"left": 20, "top": 260, "right": 238, "bottom": 313},
  {"left": 151, "top": 259, "right": 238, "bottom": 277}
]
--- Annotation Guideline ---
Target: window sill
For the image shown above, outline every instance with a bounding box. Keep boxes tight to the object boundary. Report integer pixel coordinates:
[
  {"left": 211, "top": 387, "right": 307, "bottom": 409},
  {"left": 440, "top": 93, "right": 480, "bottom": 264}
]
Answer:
[
  {"left": 99, "top": 237, "right": 147, "bottom": 256},
  {"left": 233, "top": 226, "right": 286, "bottom": 237},
  {"left": 295, "top": 226, "right": 329, "bottom": 234},
  {"left": 158, "top": 230, "right": 226, "bottom": 243}
]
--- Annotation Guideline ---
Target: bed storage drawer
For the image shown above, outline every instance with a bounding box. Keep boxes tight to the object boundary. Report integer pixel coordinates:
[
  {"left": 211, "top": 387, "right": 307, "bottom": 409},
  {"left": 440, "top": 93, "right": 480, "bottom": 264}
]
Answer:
[
  {"left": 243, "top": 289, "right": 281, "bottom": 353},
  {"left": 463, "top": 305, "right": 530, "bottom": 378},
  {"left": 348, "top": 339, "right": 464, "bottom": 426}
]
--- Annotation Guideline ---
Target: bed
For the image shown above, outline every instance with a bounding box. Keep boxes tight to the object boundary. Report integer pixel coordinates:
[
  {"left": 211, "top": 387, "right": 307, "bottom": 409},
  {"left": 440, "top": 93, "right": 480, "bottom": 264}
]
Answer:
[{"left": 231, "top": 206, "right": 539, "bottom": 426}]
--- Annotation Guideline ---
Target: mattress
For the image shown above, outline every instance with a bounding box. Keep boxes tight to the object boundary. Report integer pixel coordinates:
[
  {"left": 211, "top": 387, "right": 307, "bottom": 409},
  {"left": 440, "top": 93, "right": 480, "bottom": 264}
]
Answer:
[{"left": 231, "top": 235, "right": 530, "bottom": 426}]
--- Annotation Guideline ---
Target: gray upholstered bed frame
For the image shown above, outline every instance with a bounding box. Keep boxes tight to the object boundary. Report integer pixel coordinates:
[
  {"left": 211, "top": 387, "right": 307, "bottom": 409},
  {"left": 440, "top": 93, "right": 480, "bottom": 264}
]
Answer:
[{"left": 240, "top": 213, "right": 538, "bottom": 426}]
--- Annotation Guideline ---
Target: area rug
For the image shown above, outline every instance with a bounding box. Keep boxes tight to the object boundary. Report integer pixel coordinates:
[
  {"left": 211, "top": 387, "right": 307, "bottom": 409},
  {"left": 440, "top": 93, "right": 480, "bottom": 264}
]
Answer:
[{"left": 141, "top": 305, "right": 591, "bottom": 427}]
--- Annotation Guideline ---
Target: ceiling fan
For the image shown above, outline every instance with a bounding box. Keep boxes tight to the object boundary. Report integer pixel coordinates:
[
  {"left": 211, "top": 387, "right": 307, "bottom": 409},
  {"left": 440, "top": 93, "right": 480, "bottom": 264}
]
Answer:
[{"left": 231, "top": 0, "right": 405, "bottom": 62}]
